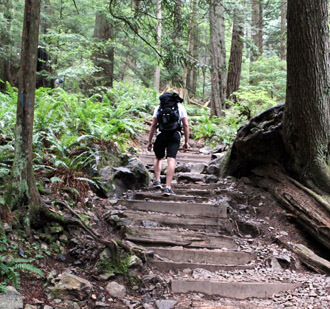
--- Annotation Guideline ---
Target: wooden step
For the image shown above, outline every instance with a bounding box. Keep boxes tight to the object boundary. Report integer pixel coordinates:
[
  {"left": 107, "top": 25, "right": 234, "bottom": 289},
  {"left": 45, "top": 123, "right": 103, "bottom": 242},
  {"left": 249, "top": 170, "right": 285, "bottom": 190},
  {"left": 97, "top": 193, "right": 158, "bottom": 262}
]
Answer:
[
  {"left": 122, "top": 210, "right": 233, "bottom": 233},
  {"left": 149, "top": 247, "right": 256, "bottom": 265},
  {"left": 150, "top": 260, "right": 254, "bottom": 272},
  {"left": 125, "top": 227, "right": 236, "bottom": 249},
  {"left": 133, "top": 192, "right": 208, "bottom": 203},
  {"left": 118, "top": 200, "right": 228, "bottom": 218},
  {"left": 171, "top": 280, "right": 301, "bottom": 299}
]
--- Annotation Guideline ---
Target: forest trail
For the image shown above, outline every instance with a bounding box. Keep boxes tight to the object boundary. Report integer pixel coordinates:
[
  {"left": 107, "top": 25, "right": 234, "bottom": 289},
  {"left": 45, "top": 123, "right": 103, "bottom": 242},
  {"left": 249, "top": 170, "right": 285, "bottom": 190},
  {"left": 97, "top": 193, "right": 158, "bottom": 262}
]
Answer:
[{"left": 111, "top": 140, "right": 329, "bottom": 308}]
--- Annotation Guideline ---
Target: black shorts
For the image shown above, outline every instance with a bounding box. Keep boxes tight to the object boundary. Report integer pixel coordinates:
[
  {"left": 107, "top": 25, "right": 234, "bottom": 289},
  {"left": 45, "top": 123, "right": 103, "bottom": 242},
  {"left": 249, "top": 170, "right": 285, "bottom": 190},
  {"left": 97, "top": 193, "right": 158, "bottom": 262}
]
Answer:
[{"left": 153, "top": 131, "right": 181, "bottom": 159}]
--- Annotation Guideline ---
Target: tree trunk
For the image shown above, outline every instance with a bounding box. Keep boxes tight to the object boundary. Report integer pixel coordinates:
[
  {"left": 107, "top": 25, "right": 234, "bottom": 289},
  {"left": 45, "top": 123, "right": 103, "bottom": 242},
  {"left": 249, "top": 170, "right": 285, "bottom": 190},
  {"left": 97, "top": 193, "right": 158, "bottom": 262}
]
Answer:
[
  {"left": 0, "top": 0, "right": 13, "bottom": 90},
  {"left": 36, "top": 0, "right": 52, "bottom": 88},
  {"left": 221, "top": 0, "right": 330, "bottom": 252},
  {"left": 185, "top": 0, "right": 199, "bottom": 96},
  {"left": 6, "top": 0, "right": 41, "bottom": 224},
  {"left": 209, "top": 0, "right": 226, "bottom": 117},
  {"left": 284, "top": 0, "right": 330, "bottom": 194},
  {"left": 280, "top": 0, "right": 287, "bottom": 60},
  {"left": 93, "top": 10, "right": 114, "bottom": 88},
  {"left": 250, "top": 0, "right": 263, "bottom": 62},
  {"left": 153, "top": 0, "right": 162, "bottom": 92},
  {"left": 226, "top": 3, "right": 244, "bottom": 100}
]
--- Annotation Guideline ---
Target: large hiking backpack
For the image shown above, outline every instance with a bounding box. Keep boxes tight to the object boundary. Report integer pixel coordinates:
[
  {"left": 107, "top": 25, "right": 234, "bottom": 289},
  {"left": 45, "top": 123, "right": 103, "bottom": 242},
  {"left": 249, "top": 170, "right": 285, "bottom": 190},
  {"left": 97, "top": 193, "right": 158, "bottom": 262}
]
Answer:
[{"left": 157, "top": 93, "right": 183, "bottom": 133}]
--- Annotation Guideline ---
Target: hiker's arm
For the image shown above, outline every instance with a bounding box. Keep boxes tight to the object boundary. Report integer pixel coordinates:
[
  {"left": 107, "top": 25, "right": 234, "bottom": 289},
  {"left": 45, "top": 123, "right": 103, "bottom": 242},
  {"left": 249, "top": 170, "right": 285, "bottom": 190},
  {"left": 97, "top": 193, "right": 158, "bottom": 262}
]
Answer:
[
  {"left": 182, "top": 117, "right": 189, "bottom": 151},
  {"left": 147, "top": 117, "right": 158, "bottom": 151}
]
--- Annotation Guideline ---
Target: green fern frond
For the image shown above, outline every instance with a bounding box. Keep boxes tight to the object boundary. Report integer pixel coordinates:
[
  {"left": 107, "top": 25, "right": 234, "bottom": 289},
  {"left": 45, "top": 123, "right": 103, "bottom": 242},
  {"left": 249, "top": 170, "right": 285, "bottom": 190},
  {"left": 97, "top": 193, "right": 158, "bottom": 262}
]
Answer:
[{"left": 12, "top": 263, "right": 44, "bottom": 278}]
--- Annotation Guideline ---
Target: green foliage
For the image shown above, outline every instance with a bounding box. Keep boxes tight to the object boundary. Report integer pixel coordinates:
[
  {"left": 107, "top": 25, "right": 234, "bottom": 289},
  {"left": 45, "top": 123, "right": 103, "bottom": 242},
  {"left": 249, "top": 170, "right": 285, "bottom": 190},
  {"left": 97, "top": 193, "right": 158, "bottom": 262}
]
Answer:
[
  {"left": 98, "top": 255, "right": 130, "bottom": 276},
  {"left": 0, "top": 237, "right": 44, "bottom": 291},
  {"left": 241, "top": 56, "right": 286, "bottom": 102}
]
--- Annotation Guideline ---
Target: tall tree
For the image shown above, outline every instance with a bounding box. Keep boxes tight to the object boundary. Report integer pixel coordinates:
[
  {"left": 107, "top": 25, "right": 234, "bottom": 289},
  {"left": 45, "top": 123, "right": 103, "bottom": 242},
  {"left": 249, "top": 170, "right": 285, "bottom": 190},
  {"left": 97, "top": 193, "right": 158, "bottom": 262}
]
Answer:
[
  {"left": 153, "top": 0, "right": 162, "bottom": 92},
  {"left": 283, "top": 0, "right": 330, "bottom": 193},
  {"left": 185, "top": 0, "right": 199, "bottom": 96},
  {"left": 280, "top": 0, "right": 286, "bottom": 60},
  {"left": 250, "top": 0, "right": 263, "bottom": 61},
  {"left": 93, "top": 10, "right": 115, "bottom": 88},
  {"left": 226, "top": 2, "right": 244, "bottom": 100},
  {"left": 6, "top": 0, "right": 41, "bottom": 221},
  {"left": 209, "top": 0, "right": 226, "bottom": 116},
  {"left": 0, "top": 0, "right": 14, "bottom": 90}
]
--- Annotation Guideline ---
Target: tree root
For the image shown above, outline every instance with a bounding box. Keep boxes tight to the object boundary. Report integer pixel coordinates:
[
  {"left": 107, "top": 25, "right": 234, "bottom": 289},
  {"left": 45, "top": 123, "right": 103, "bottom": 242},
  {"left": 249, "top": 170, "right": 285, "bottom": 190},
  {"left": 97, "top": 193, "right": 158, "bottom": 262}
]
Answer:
[{"left": 50, "top": 200, "right": 147, "bottom": 263}]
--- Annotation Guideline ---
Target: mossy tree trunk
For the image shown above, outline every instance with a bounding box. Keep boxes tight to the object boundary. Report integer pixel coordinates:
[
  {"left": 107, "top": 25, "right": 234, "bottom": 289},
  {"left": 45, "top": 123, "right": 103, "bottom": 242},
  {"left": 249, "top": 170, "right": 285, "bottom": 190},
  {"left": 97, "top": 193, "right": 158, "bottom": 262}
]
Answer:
[
  {"left": 5, "top": 0, "right": 42, "bottom": 227},
  {"left": 226, "top": 2, "right": 244, "bottom": 100},
  {"left": 284, "top": 0, "right": 330, "bottom": 194},
  {"left": 209, "top": 0, "right": 226, "bottom": 117}
]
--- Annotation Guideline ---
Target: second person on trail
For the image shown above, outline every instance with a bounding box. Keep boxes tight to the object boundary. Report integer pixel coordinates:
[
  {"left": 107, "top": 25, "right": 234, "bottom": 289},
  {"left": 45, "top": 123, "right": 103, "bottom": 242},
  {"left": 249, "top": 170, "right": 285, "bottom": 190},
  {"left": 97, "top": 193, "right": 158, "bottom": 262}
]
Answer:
[{"left": 147, "top": 92, "right": 189, "bottom": 196}]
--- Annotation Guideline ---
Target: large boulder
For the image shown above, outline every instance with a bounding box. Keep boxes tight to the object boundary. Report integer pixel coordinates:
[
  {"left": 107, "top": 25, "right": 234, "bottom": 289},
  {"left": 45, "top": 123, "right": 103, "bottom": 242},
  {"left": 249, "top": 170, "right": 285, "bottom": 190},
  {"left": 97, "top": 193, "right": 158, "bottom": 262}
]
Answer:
[{"left": 112, "top": 158, "right": 150, "bottom": 194}]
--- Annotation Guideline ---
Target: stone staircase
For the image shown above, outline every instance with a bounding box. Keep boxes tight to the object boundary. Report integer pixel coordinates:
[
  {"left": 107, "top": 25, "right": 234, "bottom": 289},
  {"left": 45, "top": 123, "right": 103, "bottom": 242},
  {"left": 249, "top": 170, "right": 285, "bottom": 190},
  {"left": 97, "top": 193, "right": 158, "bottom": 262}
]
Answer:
[{"left": 114, "top": 149, "right": 309, "bottom": 307}]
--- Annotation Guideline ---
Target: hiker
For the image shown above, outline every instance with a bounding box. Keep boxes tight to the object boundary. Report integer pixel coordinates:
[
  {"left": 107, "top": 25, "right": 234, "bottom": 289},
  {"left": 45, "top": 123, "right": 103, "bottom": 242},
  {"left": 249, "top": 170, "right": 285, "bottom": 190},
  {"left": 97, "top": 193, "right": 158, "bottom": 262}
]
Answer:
[{"left": 147, "top": 92, "right": 189, "bottom": 195}]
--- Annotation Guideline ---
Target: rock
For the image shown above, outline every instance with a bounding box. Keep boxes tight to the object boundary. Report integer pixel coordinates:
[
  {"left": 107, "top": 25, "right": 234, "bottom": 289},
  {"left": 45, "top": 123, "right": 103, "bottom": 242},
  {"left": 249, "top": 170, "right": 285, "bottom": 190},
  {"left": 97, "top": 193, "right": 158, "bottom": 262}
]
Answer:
[
  {"left": 0, "top": 286, "right": 23, "bottom": 309},
  {"left": 269, "top": 257, "right": 284, "bottom": 271},
  {"left": 205, "top": 164, "right": 220, "bottom": 176},
  {"left": 43, "top": 306, "right": 53, "bottom": 309},
  {"left": 25, "top": 305, "right": 38, "bottom": 309},
  {"left": 49, "top": 271, "right": 93, "bottom": 300},
  {"left": 99, "top": 272, "right": 115, "bottom": 281},
  {"left": 106, "top": 281, "right": 126, "bottom": 298},
  {"left": 155, "top": 300, "right": 177, "bottom": 309},
  {"left": 204, "top": 175, "right": 219, "bottom": 183},
  {"left": 177, "top": 173, "right": 204, "bottom": 184},
  {"left": 128, "top": 255, "right": 143, "bottom": 268},
  {"left": 175, "top": 164, "right": 191, "bottom": 173},
  {"left": 189, "top": 163, "right": 207, "bottom": 174},
  {"left": 99, "top": 248, "right": 113, "bottom": 261},
  {"left": 95, "top": 302, "right": 109, "bottom": 308},
  {"left": 112, "top": 158, "right": 150, "bottom": 193}
]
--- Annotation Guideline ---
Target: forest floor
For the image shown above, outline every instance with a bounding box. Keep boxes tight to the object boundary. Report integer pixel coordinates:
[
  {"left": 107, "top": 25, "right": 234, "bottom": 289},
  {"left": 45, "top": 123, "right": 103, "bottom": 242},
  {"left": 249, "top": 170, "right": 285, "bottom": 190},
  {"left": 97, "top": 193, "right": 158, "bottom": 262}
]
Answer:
[{"left": 12, "top": 135, "right": 330, "bottom": 308}]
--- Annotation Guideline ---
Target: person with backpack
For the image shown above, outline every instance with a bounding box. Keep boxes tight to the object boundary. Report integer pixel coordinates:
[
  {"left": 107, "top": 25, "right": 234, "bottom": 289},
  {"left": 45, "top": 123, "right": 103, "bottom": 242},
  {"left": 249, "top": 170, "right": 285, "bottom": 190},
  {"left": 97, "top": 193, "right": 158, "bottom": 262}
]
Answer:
[{"left": 147, "top": 92, "right": 189, "bottom": 195}]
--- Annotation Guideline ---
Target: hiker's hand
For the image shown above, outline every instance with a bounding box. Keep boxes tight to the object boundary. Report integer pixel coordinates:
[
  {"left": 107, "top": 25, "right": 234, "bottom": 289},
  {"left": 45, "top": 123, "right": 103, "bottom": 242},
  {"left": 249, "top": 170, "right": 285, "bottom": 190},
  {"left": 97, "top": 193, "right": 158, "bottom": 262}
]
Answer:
[
  {"left": 182, "top": 142, "right": 188, "bottom": 152},
  {"left": 147, "top": 142, "right": 152, "bottom": 152}
]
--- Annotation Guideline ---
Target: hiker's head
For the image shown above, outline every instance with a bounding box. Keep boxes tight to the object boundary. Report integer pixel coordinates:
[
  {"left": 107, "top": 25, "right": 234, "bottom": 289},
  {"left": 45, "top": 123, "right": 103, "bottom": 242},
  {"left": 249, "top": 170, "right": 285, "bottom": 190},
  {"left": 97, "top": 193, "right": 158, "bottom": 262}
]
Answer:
[{"left": 159, "top": 92, "right": 183, "bottom": 103}]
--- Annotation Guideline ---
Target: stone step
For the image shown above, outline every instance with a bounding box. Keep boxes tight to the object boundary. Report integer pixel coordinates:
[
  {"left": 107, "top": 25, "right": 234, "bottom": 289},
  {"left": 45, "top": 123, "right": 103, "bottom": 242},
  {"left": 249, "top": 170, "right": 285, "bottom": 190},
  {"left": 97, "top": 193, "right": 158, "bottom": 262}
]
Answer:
[
  {"left": 118, "top": 200, "right": 228, "bottom": 218},
  {"left": 122, "top": 210, "right": 233, "bottom": 233},
  {"left": 171, "top": 280, "right": 301, "bottom": 299},
  {"left": 133, "top": 192, "right": 209, "bottom": 203},
  {"left": 171, "top": 183, "right": 221, "bottom": 190},
  {"left": 149, "top": 247, "right": 256, "bottom": 265},
  {"left": 139, "top": 153, "right": 211, "bottom": 160},
  {"left": 140, "top": 157, "right": 210, "bottom": 165},
  {"left": 125, "top": 227, "right": 236, "bottom": 249},
  {"left": 150, "top": 260, "right": 254, "bottom": 272}
]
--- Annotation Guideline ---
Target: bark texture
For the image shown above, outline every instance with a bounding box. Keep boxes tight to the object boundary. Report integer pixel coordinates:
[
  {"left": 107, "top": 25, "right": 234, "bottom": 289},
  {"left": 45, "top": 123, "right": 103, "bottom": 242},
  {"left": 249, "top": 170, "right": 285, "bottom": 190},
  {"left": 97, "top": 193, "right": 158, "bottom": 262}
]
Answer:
[
  {"left": 250, "top": 0, "right": 263, "bottom": 61},
  {"left": 209, "top": 0, "right": 226, "bottom": 117},
  {"left": 185, "top": 0, "right": 199, "bottom": 96},
  {"left": 284, "top": 0, "right": 330, "bottom": 193},
  {"left": 0, "top": 0, "right": 14, "bottom": 90},
  {"left": 93, "top": 10, "right": 115, "bottom": 88},
  {"left": 153, "top": 0, "right": 162, "bottom": 92},
  {"left": 6, "top": 0, "right": 41, "bottom": 223},
  {"left": 226, "top": 4, "right": 244, "bottom": 100},
  {"left": 280, "top": 0, "right": 287, "bottom": 60}
]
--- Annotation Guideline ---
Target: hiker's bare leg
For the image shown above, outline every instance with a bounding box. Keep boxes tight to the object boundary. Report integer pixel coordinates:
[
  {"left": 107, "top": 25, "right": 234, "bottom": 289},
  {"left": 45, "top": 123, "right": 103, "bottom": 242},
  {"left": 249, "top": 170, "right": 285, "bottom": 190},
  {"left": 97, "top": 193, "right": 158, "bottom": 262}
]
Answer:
[
  {"left": 166, "top": 157, "right": 176, "bottom": 188},
  {"left": 154, "top": 157, "right": 162, "bottom": 181}
]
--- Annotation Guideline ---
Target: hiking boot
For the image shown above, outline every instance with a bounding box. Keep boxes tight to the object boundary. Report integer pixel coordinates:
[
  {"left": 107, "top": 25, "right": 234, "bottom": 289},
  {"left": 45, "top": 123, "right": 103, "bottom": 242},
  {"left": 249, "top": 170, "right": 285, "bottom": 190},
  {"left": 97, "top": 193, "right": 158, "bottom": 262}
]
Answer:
[
  {"left": 152, "top": 179, "right": 163, "bottom": 189},
  {"left": 163, "top": 187, "right": 174, "bottom": 196}
]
